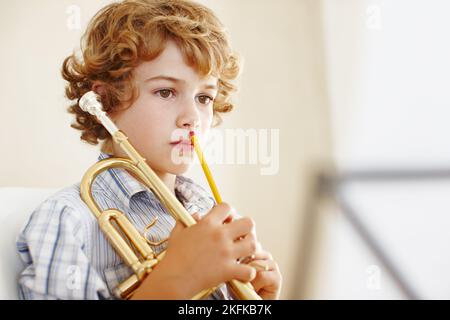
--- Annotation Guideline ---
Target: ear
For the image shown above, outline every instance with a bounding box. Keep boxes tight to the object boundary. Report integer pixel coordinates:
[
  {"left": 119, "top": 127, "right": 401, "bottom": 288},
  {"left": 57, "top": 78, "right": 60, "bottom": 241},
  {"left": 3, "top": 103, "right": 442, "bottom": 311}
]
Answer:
[
  {"left": 89, "top": 81, "right": 128, "bottom": 122},
  {"left": 91, "top": 81, "right": 107, "bottom": 96},
  {"left": 89, "top": 81, "right": 117, "bottom": 122}
]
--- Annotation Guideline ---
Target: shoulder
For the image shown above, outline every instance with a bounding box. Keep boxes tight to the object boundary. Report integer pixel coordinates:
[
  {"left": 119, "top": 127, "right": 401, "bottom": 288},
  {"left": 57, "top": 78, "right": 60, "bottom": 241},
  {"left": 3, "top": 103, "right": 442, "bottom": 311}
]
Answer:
[
  {"left": 35, "top": 183, "right": 87, "bottom": 215},
  {"left": 18, "top": 183, "right": 92, "bottom": 239}
]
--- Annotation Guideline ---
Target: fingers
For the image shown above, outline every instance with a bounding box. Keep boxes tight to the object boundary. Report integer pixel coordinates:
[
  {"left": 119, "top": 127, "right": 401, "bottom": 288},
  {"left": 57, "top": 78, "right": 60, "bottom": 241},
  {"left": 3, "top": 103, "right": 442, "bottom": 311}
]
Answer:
[
  {"left": 204, "top": 202, "right": 235, "bottom": 225},
  {"left": 239, "top": 248, "right": 272, "bottom": 267},
  {"left": 232, "top": 234, "right": 258, "bottom": 260},
  {"left": 236, "top": 238, "right": 263, "bottom": 265},
  {"left": 249, "top": 250, "right": 272, "bottom": 261},
  {"left": 250, "top": 267, "right": 280, "bottom": 293},
  {"left": 248, "top": 258, "right": 276, "bottom": 272},
  {"left": 226, "top": 217, "right": 255, "bottom": 240},
  {"left": 229, "top": 263, "right": 257, "bottom": 283}
]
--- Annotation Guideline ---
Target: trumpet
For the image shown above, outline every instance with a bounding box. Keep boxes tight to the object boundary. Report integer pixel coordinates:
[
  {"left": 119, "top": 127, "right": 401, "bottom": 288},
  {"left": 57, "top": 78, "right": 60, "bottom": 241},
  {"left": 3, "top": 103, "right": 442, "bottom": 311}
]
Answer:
[{"left": 78, "top": 91, "right": 262, "bottom": 300}]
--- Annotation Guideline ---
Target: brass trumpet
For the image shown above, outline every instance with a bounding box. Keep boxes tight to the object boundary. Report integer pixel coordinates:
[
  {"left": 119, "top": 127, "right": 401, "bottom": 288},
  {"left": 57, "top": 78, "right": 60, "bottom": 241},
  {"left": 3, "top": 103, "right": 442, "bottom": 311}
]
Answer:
[{"left": 78, "top": 91, "right": 262, "bottom": 300}]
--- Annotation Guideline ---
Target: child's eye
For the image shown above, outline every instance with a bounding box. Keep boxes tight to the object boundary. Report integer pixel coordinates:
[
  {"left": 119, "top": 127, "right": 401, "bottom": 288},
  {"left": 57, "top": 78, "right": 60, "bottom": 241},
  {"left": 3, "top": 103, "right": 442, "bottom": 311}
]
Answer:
[
  {"left": 197, "top": 95, "right": 214, "bottom": 105},
  {"left": 155, "top": 89, "right": 175, "bottom": 99}
]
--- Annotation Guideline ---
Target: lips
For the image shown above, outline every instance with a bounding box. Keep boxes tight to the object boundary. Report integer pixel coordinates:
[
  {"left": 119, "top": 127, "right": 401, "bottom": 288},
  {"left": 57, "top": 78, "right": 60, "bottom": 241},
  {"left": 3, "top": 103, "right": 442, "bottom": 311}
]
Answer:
[
  {"left": 170, "top": 131, "right": 197, "bottom": 146},
  {"left": 170, "top": 140, "right": 192, "bottom": 146}
]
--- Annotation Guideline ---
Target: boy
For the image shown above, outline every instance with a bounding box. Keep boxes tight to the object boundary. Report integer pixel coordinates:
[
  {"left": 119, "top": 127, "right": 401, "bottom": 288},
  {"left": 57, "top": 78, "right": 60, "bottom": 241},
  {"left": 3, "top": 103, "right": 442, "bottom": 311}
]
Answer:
[{"left": 16, "top": 0, "right": 281, "bottom": 300}]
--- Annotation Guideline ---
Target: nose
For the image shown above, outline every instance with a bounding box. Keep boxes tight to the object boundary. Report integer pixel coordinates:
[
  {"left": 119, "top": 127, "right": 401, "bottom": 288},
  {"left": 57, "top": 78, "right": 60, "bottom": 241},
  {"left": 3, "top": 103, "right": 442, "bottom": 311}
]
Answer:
[{"left": 176, "top": 97, "right": 200, "bottom": 131}]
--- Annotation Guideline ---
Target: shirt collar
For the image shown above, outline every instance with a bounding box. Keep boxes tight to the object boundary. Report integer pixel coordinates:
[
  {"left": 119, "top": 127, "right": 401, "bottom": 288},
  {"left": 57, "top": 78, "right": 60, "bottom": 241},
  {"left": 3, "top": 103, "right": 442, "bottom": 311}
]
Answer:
[{"left": 95, "top": 152, "right": 215, "bottom": 215}]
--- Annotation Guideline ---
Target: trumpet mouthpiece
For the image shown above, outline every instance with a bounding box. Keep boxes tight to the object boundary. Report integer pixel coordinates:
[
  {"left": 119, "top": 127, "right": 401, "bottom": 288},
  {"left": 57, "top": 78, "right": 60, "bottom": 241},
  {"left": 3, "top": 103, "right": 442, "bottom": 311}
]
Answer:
[
  {"left": 79, "top": 91, "right": 119, "bottom": 135},
  {"left": 79, "top": 91, "right": 102, "bottom": 115}
]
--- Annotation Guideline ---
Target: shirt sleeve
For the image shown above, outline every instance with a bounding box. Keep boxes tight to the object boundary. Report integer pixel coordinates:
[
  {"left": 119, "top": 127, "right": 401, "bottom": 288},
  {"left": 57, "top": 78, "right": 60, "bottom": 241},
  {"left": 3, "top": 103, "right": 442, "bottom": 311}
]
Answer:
[{"left": 16, "top": 199, "right": 112, "bottom": 300}]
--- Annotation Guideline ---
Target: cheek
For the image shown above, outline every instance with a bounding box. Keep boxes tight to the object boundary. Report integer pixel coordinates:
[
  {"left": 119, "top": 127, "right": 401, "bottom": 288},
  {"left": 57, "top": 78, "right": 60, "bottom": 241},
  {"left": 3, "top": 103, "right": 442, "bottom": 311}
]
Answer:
[
  {"left": 201, "top": 108, "right": 214, "bottom": 129},
  {"left": 116, "top": 103, "right": 165, "bottom": 145}
]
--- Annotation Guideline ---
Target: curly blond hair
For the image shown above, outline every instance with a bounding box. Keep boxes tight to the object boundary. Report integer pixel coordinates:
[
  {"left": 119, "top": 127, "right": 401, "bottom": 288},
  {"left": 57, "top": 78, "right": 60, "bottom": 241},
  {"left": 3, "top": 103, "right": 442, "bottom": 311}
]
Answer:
[{"left": 61, "top": 0, "right": 240, "bottom": 153}]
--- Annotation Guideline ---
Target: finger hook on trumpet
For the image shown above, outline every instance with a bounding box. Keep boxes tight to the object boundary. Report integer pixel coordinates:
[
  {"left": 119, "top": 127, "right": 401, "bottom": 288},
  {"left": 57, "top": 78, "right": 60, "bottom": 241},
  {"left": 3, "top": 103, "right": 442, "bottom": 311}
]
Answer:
[{"left": 142, "top": 216, "right": 169, "bottom": 247}]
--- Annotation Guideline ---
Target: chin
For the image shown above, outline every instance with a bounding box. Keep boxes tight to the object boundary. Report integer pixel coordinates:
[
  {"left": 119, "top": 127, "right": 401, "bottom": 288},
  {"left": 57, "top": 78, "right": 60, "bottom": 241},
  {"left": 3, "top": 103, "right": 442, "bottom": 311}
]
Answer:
[{"left": 166, "top": 162, "right": 193, "bottom": 176}]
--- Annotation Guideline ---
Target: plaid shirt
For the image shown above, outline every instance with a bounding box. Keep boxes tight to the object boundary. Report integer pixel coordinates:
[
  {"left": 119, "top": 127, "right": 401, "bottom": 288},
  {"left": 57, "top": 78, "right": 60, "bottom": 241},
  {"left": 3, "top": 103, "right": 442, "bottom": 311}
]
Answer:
[{"left": 16, "top": 152, "right": 233, "bottom": 300}]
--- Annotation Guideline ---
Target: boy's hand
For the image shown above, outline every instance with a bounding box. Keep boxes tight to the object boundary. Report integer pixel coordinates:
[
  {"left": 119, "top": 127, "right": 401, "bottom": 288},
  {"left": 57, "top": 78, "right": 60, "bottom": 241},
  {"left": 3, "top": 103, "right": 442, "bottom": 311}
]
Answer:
[
  {"left": 194, "top": 211, "right": 282, "bottom": 300},
  {"left": 162, "top": 202, "right": 259, "bottom": 296},
  {"left": 246, "top": 249, "right": 282, "bottom": 300}
]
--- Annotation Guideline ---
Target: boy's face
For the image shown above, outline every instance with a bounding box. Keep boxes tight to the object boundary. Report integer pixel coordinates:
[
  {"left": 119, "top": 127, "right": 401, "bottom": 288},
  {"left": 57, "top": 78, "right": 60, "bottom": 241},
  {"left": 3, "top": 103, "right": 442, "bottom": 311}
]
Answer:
[{"left": 110, "top": 40, "right": 218, "bottom": 176}]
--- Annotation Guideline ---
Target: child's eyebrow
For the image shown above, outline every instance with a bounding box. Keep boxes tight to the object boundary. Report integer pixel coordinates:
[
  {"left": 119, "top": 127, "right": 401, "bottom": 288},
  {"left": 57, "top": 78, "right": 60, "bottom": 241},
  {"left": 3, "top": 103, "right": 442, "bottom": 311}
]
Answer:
[{"left": 145, "top": 75, "right": 217, "bottom": 90}]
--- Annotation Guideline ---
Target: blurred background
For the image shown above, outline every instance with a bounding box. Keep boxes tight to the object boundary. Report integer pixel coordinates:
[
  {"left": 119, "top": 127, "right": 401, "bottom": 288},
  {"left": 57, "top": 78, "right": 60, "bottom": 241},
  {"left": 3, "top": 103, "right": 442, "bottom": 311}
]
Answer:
[{"left": 1, "top": 0, "right": 449, "bottom": 299}]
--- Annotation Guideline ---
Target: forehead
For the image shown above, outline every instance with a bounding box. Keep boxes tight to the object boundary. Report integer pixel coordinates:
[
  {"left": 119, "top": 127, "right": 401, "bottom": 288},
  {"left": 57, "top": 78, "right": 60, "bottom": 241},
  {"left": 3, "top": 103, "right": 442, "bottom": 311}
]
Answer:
[{"left": 134, "top": 40, "right": 218, "bottom": 85}]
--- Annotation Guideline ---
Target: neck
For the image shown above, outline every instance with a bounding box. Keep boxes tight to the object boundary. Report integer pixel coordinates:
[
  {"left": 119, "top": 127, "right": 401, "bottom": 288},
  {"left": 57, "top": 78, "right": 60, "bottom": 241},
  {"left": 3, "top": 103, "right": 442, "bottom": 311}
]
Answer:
[{"left": 153, "top": 170, "right": 177, "bottom": 195}]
